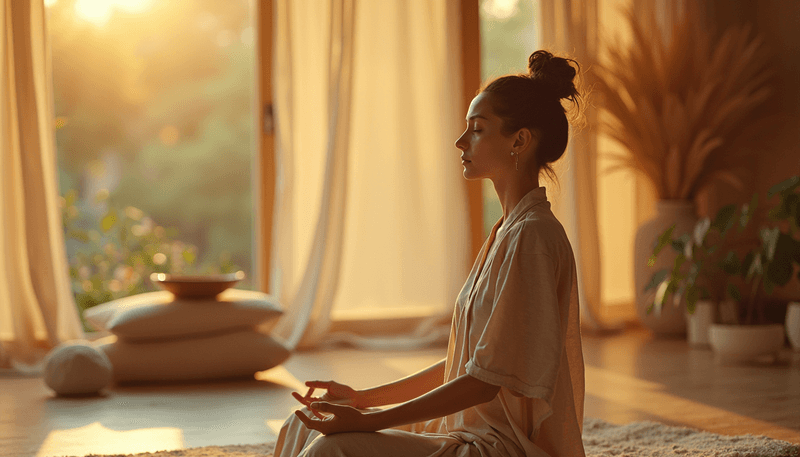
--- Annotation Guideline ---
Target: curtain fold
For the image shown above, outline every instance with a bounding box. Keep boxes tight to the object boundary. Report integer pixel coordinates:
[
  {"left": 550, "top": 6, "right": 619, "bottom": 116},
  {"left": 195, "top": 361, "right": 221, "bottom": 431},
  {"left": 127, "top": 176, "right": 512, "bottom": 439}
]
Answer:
[
  {"left": 539, "top": 0, "right": 694, "bottom": 331},
  {"left": 268, "top": 0, "right": 469, "bottom": 350},
  {"left": 0, "top": 0, "right": 84, "bottom": 371},
  {"left": 538, "top": 0, "right": 621, "bottom": 331},
  {"left": 268, "top": 0, "right": 356, "bottom": 350}
]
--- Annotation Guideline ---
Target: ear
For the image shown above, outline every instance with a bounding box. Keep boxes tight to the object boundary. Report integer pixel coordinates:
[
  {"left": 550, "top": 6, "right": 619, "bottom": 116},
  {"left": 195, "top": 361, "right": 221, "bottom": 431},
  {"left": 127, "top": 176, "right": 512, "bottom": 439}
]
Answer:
[{"left": 512, "top": 128, "right": 540, "bottom": 153}]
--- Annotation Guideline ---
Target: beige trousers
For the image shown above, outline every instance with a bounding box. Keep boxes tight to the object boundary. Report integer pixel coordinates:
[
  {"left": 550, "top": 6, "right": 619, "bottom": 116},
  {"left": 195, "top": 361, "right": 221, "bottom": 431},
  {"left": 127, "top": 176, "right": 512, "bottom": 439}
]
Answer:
[{"left": 273, "top": 407, "right": 482, "bottom": 457}]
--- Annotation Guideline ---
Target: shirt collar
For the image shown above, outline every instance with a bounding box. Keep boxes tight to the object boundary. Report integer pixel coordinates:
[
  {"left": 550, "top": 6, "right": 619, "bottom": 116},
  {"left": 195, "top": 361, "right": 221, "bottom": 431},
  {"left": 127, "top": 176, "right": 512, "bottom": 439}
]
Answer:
[{"left": 501, "top": 186, "right": 549, "bottom": 229}]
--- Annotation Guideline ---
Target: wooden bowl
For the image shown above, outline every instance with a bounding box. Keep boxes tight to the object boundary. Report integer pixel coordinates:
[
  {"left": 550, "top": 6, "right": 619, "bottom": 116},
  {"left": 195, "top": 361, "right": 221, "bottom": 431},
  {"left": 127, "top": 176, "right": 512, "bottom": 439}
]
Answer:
[{"left": 149, "top": 271, "right": 245, "bottom": 299}]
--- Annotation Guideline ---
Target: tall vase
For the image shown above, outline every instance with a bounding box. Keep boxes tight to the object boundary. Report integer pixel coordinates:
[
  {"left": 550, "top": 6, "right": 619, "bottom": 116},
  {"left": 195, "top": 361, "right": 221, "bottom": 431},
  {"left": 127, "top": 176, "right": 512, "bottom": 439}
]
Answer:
[
  {"left": 634, "top": 200, "right": 698, "bottom": 336},
  {"left": 787, "top": 302, "right": 800, "bottom": 351}
]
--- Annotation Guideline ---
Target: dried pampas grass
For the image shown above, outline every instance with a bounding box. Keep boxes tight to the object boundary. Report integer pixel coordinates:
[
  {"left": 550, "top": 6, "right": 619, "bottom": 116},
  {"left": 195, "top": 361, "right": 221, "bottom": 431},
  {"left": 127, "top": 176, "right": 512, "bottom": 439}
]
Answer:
[{"left": 593, "top": 5, "right": 774, "bottom": 201}]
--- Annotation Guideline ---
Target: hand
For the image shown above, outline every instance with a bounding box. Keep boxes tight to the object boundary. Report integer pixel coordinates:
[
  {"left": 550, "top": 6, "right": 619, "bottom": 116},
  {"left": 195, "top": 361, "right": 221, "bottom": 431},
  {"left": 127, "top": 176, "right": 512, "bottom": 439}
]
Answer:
[
  {"left": 294, "top": 401, "right": 377, "bottom": 435},
  {"left": 294, "top": 380, "right": 368, "bottom": 409},
  {"left": 292, "top": 391, "right": 325, "bottom": 419}
]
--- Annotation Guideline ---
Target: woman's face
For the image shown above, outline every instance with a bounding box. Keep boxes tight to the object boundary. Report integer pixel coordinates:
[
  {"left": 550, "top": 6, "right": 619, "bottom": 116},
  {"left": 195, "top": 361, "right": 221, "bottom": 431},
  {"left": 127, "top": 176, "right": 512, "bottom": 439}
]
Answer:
[{"left": 455, "top": 92, "right": 516, "bottom": 181}]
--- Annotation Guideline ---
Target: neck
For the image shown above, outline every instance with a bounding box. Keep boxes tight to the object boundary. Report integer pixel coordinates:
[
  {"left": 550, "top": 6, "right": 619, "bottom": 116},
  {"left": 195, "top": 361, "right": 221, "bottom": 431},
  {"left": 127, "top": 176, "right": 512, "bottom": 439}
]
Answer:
[{"left": 491, "top": 175, "right": 540, "bottom": 222}]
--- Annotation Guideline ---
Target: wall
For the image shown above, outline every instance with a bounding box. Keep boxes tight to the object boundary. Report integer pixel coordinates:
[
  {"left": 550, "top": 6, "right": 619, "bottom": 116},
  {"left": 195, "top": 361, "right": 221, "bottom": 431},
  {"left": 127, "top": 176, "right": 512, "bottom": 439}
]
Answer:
[{"left": 703, "top": 0, "right": 800, "bottom": 302}]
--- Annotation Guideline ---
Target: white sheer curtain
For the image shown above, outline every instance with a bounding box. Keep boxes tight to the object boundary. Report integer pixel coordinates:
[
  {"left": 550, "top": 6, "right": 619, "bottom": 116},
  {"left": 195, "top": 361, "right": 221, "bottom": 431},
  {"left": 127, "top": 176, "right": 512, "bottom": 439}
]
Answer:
[
  {"left": 539, "top": 0, "right": 690, "bottom": 331},
  {"left": 538, "top": 0, "right": 615, "bottom": 330},
  {"left": 0, "top": 0, "right": 84, "bottom": 371},
  {"left": 268, "top": 0, "right": 469, "bottom": 350}
]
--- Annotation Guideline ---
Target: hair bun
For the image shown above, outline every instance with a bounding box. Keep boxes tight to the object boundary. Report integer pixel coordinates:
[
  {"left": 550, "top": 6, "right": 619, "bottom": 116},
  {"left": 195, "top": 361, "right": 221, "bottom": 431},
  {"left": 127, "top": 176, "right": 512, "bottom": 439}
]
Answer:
[{"left": 527, "top": 50, "right": 579, "bottom": 102}]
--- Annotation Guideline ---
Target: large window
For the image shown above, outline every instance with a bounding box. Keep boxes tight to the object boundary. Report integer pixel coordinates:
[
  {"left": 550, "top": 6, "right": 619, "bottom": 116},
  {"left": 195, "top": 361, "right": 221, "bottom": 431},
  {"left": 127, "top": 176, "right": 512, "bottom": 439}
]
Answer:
[
  {"left": 48, "top": 0, "right": 541, "bottom": 326},
  {"left": 478, "top": 0, "right": 539, "bottom": 237},
  {"left": 47, "top": 0, "right": 257, "bottom": 324}
]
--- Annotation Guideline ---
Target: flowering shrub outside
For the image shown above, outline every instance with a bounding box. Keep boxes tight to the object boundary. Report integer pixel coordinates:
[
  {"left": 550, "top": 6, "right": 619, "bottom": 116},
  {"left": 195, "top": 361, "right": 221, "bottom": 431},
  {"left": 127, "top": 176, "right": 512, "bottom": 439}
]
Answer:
[{"left": 61, "top": 189, "right": 241, "bottom": 331}]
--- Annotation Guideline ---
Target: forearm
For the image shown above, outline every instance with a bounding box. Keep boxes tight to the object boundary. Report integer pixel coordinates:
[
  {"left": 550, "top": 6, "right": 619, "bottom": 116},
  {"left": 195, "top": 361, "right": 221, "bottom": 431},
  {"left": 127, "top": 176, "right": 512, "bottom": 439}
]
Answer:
[
  {"left": 367, "top": 373, "right": 500, "bottom": 430},
  {"left": 358, "top": 358, "right": 446, "bottom": 408}
]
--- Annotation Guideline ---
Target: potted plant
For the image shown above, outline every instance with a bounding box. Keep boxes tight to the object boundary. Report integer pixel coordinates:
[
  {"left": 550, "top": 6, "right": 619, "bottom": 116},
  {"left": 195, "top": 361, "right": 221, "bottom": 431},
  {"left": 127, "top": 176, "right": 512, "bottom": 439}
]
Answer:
[
  {"left": 592, "top": 4, "right": 775, "bottom": 335},
  {"left": 641, "top": 197, "right": 742, "bottom": 348},
  {"left": 644, "top": 175, "right": 800, "bottom": 363}
]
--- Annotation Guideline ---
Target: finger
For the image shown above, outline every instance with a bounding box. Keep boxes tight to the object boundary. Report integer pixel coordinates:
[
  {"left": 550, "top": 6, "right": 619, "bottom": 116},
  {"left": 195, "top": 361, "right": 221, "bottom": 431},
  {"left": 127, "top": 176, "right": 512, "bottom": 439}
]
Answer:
[
  {"left": 292, "top": 391, "right": 310, "bottom": 406},
  {"left": 299, "top": 409, "right": 326, "bottom": 427},
  {"left": 305, "top": 380, "right": 333, "bottom": 389},
  {"left": 293, "top": 391, "right": 322, "bottom": 404},
  {"left": 311, "top": 401, "right": 340, "bottom": 415},
  {"left": 303, "top": 387, "right": 315, "bottom": 400},
  {"left": 292, "top": 392, "right": 325, "bottom": 418},
  {"left": 294, "top": 410, "right": 318, "bottom": 431},
  {"left": 322, "top": 396, "right": 349, "bottom": 405}
]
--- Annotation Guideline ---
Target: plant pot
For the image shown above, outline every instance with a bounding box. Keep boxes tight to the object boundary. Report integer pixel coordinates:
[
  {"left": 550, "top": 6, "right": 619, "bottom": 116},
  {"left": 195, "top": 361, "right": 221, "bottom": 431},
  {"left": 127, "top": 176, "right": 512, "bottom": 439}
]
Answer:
[
  {"left": 708, "top": 323, "right": 785, "bottom": 364},
  {"left": 634, "top": 200, "right": 698, "bottom": 336},
  {"left": 685, "top": 300, "right": 714, "bottom": 348},
  {"left": 787, "top": 302, "right": 800, "bottom": 351}
]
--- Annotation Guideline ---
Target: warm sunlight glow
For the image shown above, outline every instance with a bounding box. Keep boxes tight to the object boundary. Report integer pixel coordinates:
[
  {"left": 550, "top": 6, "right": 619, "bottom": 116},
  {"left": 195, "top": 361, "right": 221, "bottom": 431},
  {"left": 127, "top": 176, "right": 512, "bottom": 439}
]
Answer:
[
  {"left": 114, "top": 0, "right": 152, "bottom": 13},
  {"left": 267, "top": 420, "right": 286, "bottom": 436},
  {"left": 255, "top": 365, "right": 306, "bottom": 391},
  {"left": 37, "top": 422, "right": 183, "bottom": 457},
  {"left": 75, "top": 0, "right": 112, "bottom": 26},
  {"left": 381, "top": 354, "right": 443, "bottom": 376},
  {"left": 74, "top": 0, "right": 153, "bottom": 26},
  {"left": 481, "top": 0, "right": 520, "bottom": 20},
  {"left": 584, "top": 366, "right": 800, "bottom": 441},
  {"left": 44, "top": 0, "right": 59, "bottom": 7}
]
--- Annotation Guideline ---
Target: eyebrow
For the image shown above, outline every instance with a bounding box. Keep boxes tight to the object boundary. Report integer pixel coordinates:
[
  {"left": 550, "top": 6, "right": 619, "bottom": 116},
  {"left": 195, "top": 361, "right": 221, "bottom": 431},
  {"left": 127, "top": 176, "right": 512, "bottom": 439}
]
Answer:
[{"left": 466, "top": 115, "right": 487, "bottom": 121}]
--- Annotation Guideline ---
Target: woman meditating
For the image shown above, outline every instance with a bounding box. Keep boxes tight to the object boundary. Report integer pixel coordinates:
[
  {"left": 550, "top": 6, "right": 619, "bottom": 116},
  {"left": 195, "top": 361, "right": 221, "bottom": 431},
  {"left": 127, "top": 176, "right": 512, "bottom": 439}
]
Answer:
[{"left": 273, "top": 49, "right": 586, "bottom": 457}]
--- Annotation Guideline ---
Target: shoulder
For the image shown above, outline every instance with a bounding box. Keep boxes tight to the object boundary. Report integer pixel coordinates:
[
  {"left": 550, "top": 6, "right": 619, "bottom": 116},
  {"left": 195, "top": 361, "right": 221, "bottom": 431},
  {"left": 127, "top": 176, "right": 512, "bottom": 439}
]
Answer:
[
  {"left": 503, "top": 213, "right": 567, "bottom": 257},
  {"left": 498, "top": 212, "right": 576, "bottom": 284}
]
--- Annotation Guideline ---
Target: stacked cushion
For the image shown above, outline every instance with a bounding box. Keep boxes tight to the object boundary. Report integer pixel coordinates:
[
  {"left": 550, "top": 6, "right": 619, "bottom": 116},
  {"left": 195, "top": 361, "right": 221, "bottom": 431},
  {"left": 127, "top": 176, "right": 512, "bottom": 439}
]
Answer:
[
  {"left": 84, "top": 289, "right": 283, "bottom": 341},
  {"left": 93, "top": 330, "right": 290, "bottom": 382},
  {"left": 85, "top": 289, "right": 289, "bottom": 383}
]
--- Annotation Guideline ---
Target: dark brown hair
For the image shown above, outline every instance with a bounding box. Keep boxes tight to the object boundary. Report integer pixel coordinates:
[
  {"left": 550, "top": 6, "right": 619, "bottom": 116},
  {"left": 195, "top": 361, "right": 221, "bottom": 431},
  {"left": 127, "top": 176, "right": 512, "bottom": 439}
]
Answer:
[{"left": 481, "top": 50, "right": 582, "bottom": 190}]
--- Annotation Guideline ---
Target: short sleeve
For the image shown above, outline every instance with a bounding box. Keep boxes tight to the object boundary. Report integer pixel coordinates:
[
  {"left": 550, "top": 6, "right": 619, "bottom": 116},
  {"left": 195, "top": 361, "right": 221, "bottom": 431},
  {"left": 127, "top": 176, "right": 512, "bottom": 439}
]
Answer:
[{"left": 465, "top": 225, "right": 562, "bottom": 403}]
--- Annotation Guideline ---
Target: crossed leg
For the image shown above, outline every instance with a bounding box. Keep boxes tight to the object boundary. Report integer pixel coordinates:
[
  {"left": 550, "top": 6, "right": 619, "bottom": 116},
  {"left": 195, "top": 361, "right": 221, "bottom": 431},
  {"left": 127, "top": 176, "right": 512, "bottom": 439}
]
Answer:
[{"left": 273, "top": 407, "right": 479, "bottom": 457}]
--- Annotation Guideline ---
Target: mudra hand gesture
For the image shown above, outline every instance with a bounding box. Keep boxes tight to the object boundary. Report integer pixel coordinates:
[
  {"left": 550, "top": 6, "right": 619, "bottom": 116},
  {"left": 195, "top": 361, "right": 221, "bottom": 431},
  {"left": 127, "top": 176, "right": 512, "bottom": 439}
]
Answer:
[{"left": 292, "top": 380, "right": 376, "bottom": 435}]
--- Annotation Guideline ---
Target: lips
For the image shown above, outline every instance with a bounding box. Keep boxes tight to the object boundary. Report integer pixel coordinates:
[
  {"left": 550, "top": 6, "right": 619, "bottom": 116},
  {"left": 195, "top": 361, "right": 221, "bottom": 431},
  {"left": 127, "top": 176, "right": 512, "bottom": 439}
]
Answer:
[{"left": 461, "top": 156, "right": 471, "bottom": 162}]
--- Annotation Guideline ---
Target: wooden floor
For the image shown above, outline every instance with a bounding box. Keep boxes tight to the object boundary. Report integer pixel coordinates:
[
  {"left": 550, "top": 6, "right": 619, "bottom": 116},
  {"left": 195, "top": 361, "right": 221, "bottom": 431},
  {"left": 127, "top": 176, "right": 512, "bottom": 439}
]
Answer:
[{"left": 2, "top": 325, "right": 799, "bottom": 457}]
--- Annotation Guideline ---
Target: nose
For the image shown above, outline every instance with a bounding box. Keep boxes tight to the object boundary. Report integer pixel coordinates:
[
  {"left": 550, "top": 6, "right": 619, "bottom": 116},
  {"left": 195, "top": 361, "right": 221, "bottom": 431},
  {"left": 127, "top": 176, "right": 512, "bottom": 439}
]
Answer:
[{"left": 455, "top": 129, "right": 468, "bottom": 151}]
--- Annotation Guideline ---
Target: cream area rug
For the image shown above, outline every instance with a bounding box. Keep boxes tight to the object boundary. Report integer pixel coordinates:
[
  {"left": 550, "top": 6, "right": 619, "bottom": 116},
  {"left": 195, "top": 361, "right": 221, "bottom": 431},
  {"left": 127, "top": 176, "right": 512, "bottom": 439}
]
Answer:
[{"left": 74, "top": 418, "right": 799, "bottom": 457}]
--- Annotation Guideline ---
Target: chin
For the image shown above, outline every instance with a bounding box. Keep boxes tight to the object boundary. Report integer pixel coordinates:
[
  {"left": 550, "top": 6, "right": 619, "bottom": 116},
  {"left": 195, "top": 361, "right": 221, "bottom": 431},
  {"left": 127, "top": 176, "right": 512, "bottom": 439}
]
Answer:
[
  {"left": 462, "top": 166, "right": 478, "bottom": 180},
  {"left": 462, "top": 169, "right": 485, "bottom": 180}
]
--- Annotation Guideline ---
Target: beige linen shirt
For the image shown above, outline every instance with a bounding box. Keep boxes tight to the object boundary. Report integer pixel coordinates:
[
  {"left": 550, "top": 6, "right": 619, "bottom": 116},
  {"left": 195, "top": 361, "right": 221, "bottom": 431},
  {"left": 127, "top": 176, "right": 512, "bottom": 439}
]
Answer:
[
  {"left": 432, "top": 186, "right": 585, "bottom": 457},
  {"left": 273, "top": 186, "right": 585, "bottom": 457}
]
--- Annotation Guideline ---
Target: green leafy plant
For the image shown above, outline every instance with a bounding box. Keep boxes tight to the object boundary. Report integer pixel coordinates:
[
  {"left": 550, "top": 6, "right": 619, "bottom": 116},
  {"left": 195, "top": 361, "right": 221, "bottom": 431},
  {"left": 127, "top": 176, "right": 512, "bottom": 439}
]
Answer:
[
  {"left": 644, "top": 175, "right": 800, "bottom": 325},
  {"left": 61, "top": 189, "right": 241, "bottom": 330}
]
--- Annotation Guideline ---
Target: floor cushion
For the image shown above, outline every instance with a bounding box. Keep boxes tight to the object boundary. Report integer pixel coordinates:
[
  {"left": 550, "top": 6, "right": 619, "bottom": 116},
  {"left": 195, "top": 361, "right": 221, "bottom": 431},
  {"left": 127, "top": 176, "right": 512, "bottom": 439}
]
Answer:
[
  {"left": 84, "top": 289, "right": 283, "bottom": 342},
  {"left": 43, "top": 341, "right": 113, "bottom": 395},
  {"left": 93, "top": 329, "right": 290, "bottom": 383}
]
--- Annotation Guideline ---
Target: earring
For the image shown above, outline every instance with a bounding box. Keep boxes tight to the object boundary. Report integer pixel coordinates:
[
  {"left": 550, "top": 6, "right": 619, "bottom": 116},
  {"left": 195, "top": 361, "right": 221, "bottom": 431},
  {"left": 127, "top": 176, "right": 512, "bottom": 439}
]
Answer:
[{"left": 511, "top": 151, "right": 518, "bottom": 171}]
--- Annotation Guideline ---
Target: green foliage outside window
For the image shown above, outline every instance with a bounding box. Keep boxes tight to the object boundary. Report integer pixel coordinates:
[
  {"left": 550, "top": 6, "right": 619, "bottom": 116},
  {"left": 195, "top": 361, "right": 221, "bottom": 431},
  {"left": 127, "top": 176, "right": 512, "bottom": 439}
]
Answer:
[{"left": 61, "top": 188, "right": 241, "bottom": 332}]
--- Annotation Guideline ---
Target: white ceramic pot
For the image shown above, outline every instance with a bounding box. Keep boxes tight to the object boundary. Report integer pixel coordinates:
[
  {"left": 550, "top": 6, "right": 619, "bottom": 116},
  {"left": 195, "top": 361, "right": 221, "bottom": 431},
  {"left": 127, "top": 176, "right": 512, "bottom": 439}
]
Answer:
[
  {"left": 786, "top": 302, "right": 800, "bottom": 351},
  {"left": 634, "top": 200, "right": 698, "bottom": 336},
  {"left": 708, "top": 323, "right": 785, "bottom": 364},
  {"left": 685, "top": 300, "right": 715, "bottom": 348}
]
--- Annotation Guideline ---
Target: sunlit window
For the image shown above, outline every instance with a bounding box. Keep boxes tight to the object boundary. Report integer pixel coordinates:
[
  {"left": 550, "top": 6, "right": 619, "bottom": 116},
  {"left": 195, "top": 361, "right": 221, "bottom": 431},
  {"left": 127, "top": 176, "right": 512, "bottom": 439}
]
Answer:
[
  {"left": 479, "top": 0, "right": 539, "bottom": 237},
  {"left": 47, "top": 0, "right": 256, "bottom": 324}
]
